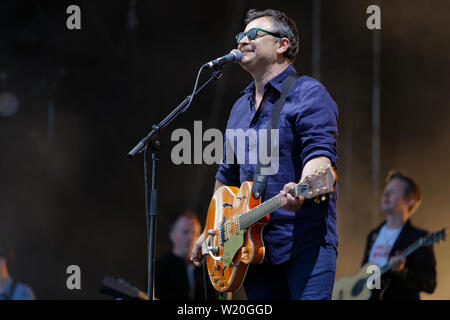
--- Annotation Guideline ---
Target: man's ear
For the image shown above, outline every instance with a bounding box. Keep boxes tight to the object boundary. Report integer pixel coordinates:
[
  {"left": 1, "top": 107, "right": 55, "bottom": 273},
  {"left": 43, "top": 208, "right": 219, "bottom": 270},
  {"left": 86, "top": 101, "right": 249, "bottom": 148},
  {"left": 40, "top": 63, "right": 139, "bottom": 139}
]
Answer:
[
  {"left": 276, "top": 38, "right": 290, "bottom": 56},
  {"left": 405, "top": 197, "right": 415, "bottom": 214}
]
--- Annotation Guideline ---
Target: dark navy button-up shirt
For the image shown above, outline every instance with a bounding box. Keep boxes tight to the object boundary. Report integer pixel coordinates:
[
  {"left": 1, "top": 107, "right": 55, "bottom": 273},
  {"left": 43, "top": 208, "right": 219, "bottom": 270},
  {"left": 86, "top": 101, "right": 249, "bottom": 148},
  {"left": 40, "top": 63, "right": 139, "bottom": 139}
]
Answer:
[{"left": 215, "top": 65, "right": 338, "bottom": 265}]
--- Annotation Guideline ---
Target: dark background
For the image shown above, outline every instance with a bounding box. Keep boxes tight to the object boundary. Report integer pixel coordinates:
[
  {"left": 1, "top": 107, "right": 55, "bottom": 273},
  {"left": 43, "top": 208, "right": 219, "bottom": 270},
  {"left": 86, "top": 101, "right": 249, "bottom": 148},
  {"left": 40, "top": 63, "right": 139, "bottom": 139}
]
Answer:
[{"left": 0, "top": 0, "right": 449, "bottom": 299}]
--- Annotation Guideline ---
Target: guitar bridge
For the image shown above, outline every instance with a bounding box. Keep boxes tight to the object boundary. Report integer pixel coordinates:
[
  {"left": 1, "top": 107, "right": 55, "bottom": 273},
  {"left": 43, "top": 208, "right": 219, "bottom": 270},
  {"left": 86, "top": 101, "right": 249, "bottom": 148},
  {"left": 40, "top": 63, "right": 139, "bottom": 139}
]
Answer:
[{"left": 203, "top": 233, "right": 222, "bottom": 261}]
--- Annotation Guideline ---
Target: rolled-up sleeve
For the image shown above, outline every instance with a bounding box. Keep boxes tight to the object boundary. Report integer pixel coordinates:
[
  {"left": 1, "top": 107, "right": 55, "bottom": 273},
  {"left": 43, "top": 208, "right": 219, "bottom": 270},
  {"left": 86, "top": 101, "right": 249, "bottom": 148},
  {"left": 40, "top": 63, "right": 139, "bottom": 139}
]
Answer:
[{"left": 295, "top": 84, "right": 338, "bottom": 168}]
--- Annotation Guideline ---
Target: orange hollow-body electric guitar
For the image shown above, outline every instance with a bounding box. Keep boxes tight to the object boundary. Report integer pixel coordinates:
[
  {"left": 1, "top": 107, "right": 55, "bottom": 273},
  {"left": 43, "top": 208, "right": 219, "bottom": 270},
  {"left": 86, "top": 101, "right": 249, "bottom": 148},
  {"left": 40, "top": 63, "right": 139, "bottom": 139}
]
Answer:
[{"left": 201, "top": 165, "right": 337, "bottom": 292}]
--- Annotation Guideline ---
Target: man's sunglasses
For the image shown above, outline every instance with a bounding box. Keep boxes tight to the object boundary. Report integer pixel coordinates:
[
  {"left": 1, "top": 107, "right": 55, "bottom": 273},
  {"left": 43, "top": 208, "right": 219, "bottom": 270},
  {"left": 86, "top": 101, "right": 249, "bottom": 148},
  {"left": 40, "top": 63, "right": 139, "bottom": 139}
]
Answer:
[{"left": 235, "top": 28, "right": 281, "bottom": 44}]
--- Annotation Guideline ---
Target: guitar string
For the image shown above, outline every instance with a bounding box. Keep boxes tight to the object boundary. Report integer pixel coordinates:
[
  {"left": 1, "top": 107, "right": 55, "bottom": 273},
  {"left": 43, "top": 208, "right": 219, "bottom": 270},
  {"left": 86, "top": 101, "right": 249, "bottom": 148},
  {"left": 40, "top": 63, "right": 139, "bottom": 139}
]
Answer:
[
  {"left": 379, "top": 231, "right": 442, "bottom": 276},
  {"left": 238, "top": 186, "right": 296, "bottom": 228},
  {"left": 238, "top": 184, "right": 302, "bottom": 230},
  {"left": 223, "top": 174, "right": 331, "bottom": 238},
  {"left": 237, "top": 177, "right": 329, "bottom": 230}
]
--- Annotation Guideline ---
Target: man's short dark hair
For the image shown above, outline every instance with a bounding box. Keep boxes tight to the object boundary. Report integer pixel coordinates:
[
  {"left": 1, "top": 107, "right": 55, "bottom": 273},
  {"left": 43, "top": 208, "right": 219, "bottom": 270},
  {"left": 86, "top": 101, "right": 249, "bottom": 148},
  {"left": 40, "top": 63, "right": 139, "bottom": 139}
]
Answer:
[
  {"left": 244, "top": 8, "right": 299, "bottom": 62},
  {"left": 386, "top": 170, "right": 422, "bottom": 215}
]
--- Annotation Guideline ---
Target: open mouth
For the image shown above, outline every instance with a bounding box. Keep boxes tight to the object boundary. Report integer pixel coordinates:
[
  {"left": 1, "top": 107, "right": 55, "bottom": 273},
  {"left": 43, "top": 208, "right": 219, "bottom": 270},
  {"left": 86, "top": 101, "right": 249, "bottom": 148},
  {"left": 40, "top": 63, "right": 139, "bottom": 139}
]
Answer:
[{"left": 240, "top": 48, "right": 253, "bottom": 55}]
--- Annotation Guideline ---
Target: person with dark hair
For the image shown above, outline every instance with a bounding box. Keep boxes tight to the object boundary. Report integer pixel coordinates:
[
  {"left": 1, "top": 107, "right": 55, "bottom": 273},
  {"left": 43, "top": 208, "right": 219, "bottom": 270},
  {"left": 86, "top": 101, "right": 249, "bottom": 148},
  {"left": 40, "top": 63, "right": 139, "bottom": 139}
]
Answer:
[
  {"left": 155, "top": 211, "right": 216, "bottom": 300},
  {"left": 191, "top": 8, "right": 339, "bottom": 300},
  {"left": 0, "top": 245, "right": 36, "bottom": 300},
  {"left": 361, "top": 170, "right": 437, "bottom": 299}
]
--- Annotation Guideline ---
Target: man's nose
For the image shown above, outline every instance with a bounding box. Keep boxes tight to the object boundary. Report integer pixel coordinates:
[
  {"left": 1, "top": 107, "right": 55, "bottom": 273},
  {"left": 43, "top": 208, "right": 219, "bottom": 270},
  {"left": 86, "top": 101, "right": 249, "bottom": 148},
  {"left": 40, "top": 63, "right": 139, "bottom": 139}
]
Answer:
[{"left": 238, "top": 35, "right": 250, "bottom": 48}]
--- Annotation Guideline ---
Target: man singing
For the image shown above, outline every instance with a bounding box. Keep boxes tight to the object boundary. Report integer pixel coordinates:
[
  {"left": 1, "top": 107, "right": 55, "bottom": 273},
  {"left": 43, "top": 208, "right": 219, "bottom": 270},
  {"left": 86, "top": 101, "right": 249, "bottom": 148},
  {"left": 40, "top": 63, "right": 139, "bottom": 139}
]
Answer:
[{"left": 191, "top": 8, "right": 339, "bottom": 300}]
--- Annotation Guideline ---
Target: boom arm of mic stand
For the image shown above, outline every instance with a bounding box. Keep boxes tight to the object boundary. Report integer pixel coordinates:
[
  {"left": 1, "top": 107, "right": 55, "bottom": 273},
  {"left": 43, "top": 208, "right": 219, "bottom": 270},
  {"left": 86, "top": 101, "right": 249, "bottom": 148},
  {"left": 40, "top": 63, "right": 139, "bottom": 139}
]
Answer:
[{"left": 127, "top": 68, "right": 224, "bottom": 158}]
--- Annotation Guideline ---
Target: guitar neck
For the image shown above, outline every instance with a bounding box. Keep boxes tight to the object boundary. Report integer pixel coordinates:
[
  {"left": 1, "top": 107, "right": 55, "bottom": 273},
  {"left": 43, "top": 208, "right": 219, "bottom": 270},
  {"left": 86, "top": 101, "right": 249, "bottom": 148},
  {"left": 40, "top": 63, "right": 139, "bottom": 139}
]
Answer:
[
  {"left": 238, "top": 183, "right": 309, "bottom": 230},
  {"left": 379, "top": 238, "right": 426, "bottom": 276},
  {"left": 238, "top": 194, "right": 281, "bottom": 230}
]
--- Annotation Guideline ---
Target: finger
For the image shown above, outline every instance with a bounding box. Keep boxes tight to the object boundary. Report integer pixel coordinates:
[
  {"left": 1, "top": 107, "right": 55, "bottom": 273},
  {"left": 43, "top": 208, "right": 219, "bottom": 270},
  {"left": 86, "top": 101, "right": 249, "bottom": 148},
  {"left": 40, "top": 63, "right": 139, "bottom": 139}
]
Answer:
[
  {"left": 283, "top": 183, "right": 296, "bottom": 194},
  {"left": 285, "top": 193, "right": 297, "bottom": 203},
  {"left": 298, "top": 196, "right": 305, "bottom": 205},
  {"left": 192, "top": 259, "right": 201, "bottom": 267},
  {"left": 280, "top": 196, "right": 287, "bottom": 207}
]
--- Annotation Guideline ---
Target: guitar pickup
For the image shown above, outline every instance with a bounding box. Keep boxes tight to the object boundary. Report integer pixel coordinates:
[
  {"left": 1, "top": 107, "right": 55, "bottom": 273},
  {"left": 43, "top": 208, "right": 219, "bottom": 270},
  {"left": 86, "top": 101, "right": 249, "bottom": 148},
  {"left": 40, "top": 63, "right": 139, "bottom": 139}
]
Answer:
[{"left": 218, "top": 217, "right": 225, "bottom": 246}]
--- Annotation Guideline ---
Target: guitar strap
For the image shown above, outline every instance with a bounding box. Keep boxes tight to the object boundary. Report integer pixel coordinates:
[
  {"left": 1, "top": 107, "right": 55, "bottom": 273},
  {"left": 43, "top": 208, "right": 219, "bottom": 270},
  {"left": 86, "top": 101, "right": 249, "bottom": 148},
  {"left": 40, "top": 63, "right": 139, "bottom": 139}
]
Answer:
[{"left": 252, "top": 73, "right": 299, "bottom": 199}]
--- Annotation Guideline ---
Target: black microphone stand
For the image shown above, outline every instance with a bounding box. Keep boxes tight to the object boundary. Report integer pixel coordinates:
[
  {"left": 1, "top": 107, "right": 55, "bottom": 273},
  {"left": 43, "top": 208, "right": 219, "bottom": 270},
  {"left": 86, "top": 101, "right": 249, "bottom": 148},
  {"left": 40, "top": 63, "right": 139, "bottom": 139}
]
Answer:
[{"left": 128, "top": 66, "right": 224, "bottom": 300}]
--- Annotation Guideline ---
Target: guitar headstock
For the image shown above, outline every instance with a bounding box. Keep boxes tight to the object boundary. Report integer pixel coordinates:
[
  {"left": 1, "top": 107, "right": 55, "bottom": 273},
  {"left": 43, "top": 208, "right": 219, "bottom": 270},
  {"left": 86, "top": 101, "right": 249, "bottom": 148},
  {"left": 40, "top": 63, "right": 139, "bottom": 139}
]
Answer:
[
  {"left": 420, "top": 228, "right": 447, "bottom": 247},
  {"left": 292, "top": 164, "right": 337, "bottom": 201}
]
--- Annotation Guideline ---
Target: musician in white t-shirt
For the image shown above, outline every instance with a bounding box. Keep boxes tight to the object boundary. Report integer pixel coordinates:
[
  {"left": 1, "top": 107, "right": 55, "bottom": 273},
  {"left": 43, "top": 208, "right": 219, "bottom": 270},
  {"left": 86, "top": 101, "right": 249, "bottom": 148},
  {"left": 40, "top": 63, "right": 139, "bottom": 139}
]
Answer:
[{"left": 361, "top": 170, "right": 436, "bottom": 300}]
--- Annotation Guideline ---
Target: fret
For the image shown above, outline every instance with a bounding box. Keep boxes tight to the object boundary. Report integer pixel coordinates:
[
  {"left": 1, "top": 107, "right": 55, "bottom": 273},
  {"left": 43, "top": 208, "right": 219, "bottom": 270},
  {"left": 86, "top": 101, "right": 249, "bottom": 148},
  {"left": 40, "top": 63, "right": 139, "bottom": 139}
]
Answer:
[
  {"left": 380, "top": 236, "right": 430, "bottom": 276},
  {"left": 237, "top": 171, "right": 331, "bottom": 231},
  {"left": 239, "top": 184, "right": 303, "bottom": 230},
  {"left": 379, "top": 244, "right": 414, "bottom": 275}
]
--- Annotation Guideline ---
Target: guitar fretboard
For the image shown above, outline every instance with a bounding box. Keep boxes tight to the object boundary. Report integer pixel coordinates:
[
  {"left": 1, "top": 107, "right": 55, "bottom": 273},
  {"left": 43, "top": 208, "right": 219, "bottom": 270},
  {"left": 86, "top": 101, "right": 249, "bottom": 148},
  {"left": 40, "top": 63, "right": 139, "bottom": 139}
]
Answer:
[
  {"left": 238, "top": 183, "right": 309, "bottom": 230},
  {"left": 379, "top": 231, "right": 443, "bottom": 276}
]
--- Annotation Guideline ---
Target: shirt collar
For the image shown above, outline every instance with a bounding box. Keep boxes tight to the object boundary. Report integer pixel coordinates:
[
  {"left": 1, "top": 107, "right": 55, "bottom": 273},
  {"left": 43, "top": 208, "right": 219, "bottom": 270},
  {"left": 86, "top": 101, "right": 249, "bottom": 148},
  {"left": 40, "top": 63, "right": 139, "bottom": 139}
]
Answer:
[{"left": 241, "top": 64, "right": 297, "bottom": 95}]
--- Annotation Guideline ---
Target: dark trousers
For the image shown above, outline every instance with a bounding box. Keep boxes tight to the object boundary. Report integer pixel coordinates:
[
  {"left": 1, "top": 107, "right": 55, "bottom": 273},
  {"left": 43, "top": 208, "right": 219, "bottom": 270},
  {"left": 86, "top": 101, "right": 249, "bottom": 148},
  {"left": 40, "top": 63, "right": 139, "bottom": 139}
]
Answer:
[{"left": 244, "top": 244, "right": 337, "bottom": 300}]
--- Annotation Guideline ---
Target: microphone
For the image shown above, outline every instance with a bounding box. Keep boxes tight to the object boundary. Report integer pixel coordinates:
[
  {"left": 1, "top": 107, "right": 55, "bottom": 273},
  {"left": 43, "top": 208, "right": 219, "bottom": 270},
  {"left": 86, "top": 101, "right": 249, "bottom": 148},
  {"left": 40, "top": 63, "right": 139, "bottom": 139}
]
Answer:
[{"left": 203, "top": 49, "right": 242, "bottom": 69}]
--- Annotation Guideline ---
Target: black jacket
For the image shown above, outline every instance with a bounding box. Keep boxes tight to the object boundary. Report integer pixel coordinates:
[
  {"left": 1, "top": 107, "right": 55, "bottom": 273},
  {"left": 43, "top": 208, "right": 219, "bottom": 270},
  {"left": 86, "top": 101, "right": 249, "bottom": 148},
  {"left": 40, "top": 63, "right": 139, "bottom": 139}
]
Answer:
[
  {"left": 155, "top": 252, "right": 217, "bottom": 300},
  {"left": 362, "top": 220, "right": 436, "bottom": 300}
]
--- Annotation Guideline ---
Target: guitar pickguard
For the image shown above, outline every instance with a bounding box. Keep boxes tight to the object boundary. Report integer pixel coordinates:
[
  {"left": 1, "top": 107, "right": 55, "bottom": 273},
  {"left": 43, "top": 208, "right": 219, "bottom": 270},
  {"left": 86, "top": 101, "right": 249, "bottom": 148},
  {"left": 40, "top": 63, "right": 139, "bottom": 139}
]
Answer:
[{"left": 222, "top": 231, "right": 244, "bottom": 267}]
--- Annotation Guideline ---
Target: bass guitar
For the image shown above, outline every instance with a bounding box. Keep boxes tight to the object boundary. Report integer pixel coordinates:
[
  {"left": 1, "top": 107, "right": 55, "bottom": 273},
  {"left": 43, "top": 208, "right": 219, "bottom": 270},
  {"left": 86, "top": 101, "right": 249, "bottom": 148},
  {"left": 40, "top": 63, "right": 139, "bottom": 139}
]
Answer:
[
  {"left": 332, "top": 228, "right": 446, "bottom": 300},
  {"left": 201, "top": 165, "right": 337, "bottom": 292}
]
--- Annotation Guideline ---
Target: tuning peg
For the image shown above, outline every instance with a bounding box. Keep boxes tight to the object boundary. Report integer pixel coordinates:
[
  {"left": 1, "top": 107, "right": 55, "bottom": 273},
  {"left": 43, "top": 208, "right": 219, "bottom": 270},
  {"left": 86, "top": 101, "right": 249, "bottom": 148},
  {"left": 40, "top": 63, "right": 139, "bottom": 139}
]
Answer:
[
  {"left": 321, "top": 195, "right": 327, "bottom": 202},
  {"left": 314, "top": 197, "right": 320, "bottom": 204}
]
